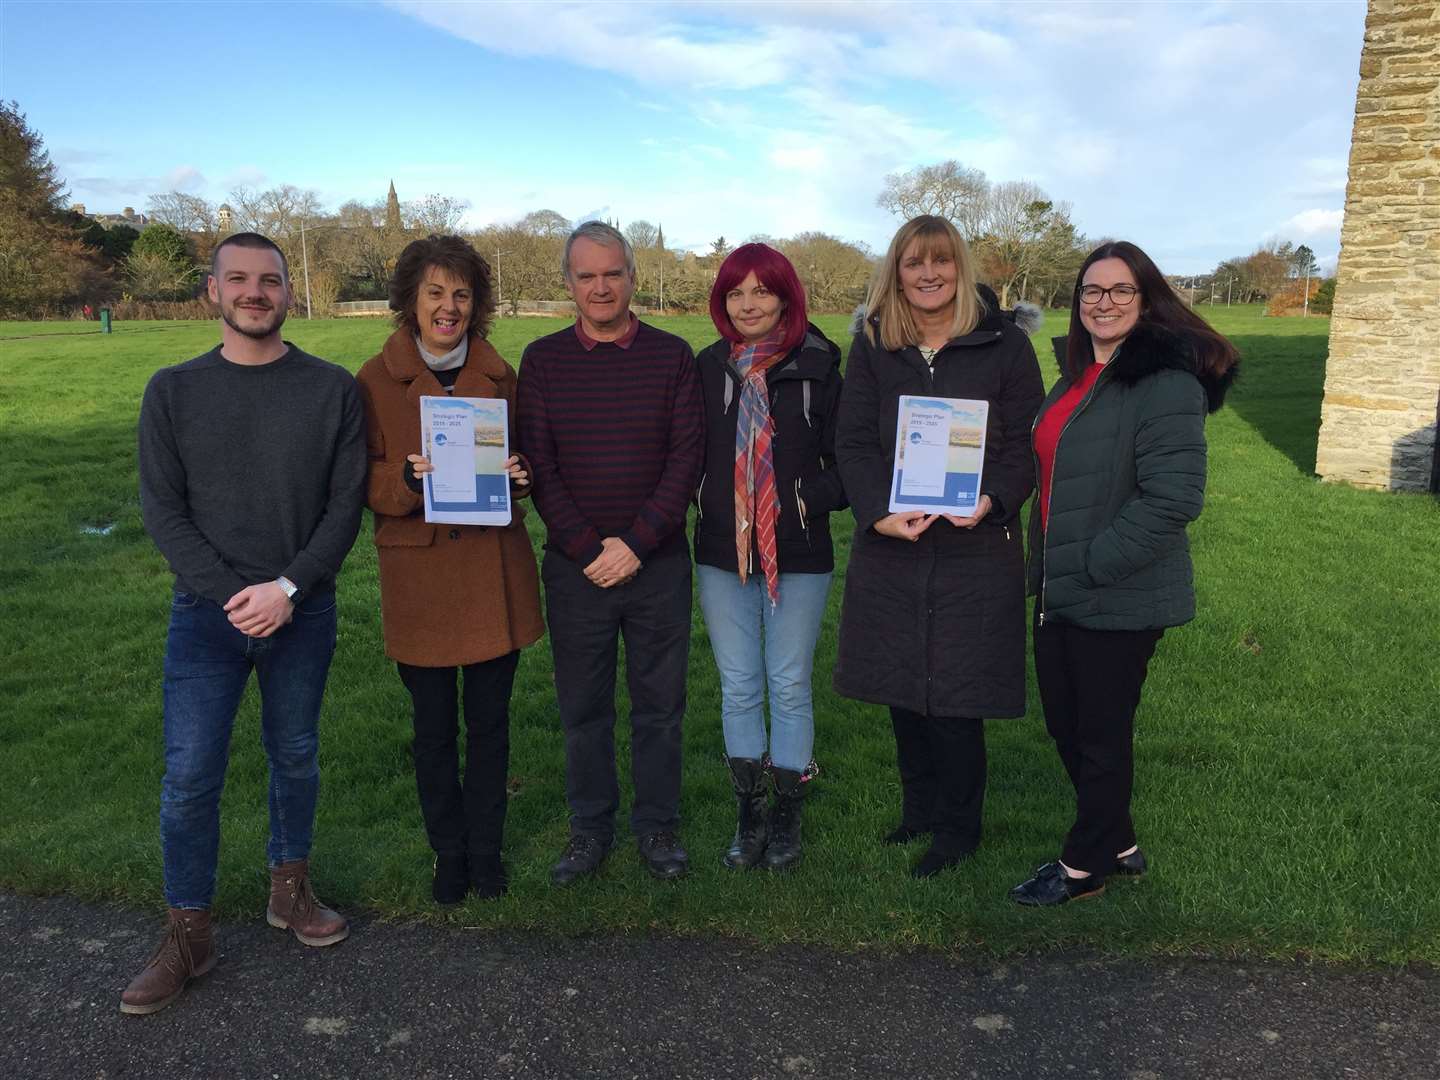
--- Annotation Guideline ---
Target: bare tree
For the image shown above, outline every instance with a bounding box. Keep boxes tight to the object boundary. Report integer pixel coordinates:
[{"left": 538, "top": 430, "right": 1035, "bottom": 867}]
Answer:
[
  {"left": 877, "top": 160, "right": 990, "bottom": 239},
  {"left": 472, "top": 220, "right": 566, "bottom": 314},
  {"left": 331, "top": 199, "right": 400, "bottom": 298},
  {"left": 624, "top": 220, "right": 659, "bottom": 249},
  {"left": 778, "top": 232, "right": 875, "bottom": 312},
  {"left": 146, "top": 191, "right": 218, "bottom": 236},
  {"left": 519, "top": 209, "right": 572, "bottom": 238},
  {"left": 227, "top": 184, "right": 325, "bottom": 241},
  {"left": 972, "top": 182, "right": 1070, "bottom": 307},
  {"left": 406, "top": 193, "right": 469, "bottom": 235}
]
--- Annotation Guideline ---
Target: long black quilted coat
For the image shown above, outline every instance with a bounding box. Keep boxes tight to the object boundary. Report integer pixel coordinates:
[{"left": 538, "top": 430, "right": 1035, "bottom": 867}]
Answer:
[
  {"left": 833, "top": 293, "right": 1045, "bottom": 719},
  {"left": 1027, "top": 322, "right": 1234, "bottom": 630}
]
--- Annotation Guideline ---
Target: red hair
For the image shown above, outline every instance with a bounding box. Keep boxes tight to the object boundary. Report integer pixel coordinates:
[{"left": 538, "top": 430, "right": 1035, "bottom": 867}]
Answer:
[{"left": 708, "top": 243, "right": 809, "bottom": 354}]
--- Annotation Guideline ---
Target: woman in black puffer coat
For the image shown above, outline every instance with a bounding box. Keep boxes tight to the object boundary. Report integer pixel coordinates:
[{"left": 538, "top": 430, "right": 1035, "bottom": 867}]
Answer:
[
  {"left": 1011, "top": 240, "right": 1238, "bottom": 907},
  {"left": 834, "top": 215, "right": 1045, "bottom": 879}
]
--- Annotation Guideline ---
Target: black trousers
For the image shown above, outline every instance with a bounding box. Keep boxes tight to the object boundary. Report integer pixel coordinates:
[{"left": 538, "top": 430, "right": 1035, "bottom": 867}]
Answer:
[
  {"left": 397, "top": 650, "right": 520, "bottom": 858},
  {"left": 1032, "top": 612, "right": 1163, "bottom": 877},
  {"left": 890, "top": 708, "right": 987, "bottom": 854},
  {"left": 542, "top": 549, "right": 691, "bottom": 845}
]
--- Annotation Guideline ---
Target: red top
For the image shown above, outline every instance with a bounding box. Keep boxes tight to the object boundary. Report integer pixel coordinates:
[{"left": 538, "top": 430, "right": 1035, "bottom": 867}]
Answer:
[{"left": 1034, "top": 362, "right": 1104, "bottom": 531}]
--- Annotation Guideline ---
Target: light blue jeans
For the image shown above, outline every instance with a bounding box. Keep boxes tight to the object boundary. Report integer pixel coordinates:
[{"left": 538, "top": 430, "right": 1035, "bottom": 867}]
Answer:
[{"left": 696, "top": 566, "right": 833, "bottom": 773}]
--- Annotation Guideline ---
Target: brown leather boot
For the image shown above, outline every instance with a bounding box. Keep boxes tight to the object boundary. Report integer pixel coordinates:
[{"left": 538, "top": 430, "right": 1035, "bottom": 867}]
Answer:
[
  {"left": 266, "top": 859, "right": 349, "bottom": 947},
  {"left": 119, "top": 908, "right": 216, "bottom": 1015}
]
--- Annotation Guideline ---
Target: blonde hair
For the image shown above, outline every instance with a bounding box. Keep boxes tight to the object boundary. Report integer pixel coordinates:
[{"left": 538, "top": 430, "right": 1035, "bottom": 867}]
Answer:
[{"left": 864, "top": 215, "right": 985, "bottom": 350}]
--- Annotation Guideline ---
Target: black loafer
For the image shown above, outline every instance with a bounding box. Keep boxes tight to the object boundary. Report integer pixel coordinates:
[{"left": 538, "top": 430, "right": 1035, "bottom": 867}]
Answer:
[
  {"left": 1010, "top": 861, "right": 1106, "bottom": 906},
  {"left": 638, "top": 831, "right": 690, "bottom": 881},
  {"left": 550, "top": 835, "right": 609, "bottom": 887},
  {"left": 882, "top": 824, "right": 930, "bottom": 846},
  {"left": 432, "top": 853, "right": 469, "bottom": 905},
  {"left": 1114, "top": 848, "right": 1147, "bottom": 877},
  {"left": 470, "top": 852, "right": 508, "bottom": 900}
]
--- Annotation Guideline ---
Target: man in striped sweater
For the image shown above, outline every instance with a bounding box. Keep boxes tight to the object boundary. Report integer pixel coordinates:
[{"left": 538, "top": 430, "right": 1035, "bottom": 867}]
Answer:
[{"left": 517, "top": 222, "right": 704, "bottom": 885}]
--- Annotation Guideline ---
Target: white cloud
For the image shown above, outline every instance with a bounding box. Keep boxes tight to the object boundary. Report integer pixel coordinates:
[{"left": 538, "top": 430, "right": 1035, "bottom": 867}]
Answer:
[
  {"left": 769, "top": 143, "right": 826, "bottom": 172},
  {"left": 162, "top": 165, "right": 207, "bottom": 192},
  {"left": 222, "top": 165, "right": 268, "bottom": 188},
  {"left": 1281, "top": 208, "right": 1346, "bottom": 237},
  {"left": 384, "top": 1, "right": 1366, "bottom": 273}
]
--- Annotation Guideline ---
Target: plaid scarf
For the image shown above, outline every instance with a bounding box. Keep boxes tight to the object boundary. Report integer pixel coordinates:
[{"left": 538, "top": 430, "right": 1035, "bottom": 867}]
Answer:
[{"left": 732, "top": 325, "right": 788, "bottom": 605}]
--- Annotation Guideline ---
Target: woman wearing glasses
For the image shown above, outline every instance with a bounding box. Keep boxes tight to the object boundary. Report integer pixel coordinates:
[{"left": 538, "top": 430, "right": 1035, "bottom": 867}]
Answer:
[
  {"left": 1011, "top": 241, "right": 1238, "bottom": 906},
  {"left": 835, "top": 215, "right": 1044, "bottom": 879}
]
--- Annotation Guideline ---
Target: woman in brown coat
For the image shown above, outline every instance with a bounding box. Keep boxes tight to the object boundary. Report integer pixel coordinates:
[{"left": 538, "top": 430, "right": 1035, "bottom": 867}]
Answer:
[{"left": 356, "top": 235, "right": 543, "bottom": 904}]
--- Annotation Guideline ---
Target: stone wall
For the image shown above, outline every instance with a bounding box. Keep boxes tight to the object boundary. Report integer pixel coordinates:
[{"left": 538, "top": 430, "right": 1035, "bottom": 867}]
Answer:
[{"left": 1315, "top": 0, "right": 1439, "bottom": 491}]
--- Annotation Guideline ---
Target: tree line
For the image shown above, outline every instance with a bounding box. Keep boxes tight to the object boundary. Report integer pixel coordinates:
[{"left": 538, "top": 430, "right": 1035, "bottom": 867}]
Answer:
[{"left": 1, "top": 102, "right": 1332, "bottom": 321}]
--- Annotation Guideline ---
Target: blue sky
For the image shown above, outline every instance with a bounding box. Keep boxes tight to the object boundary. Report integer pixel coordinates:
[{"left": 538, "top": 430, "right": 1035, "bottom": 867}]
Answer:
[{"left": 2, "top": 1, "right": 1366, "bottom": 274}]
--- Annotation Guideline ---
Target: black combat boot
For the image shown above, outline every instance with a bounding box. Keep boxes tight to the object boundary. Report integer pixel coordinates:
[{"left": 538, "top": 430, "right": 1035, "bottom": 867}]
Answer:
[
  {"left": 761, "top": 766, "right": 807, "bottom": 872},
  {"left": 723, "top": 757, "right": 768, "bottom": 870}
]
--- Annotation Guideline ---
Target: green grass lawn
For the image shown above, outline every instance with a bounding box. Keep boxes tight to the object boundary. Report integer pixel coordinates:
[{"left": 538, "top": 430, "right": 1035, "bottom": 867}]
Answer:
[{"left": 1, "top": 308, "right": 1436, "bottom": 965}]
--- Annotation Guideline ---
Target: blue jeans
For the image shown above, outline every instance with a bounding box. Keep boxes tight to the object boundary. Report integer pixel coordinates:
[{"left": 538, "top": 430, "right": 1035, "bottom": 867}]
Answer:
[
  {"left": 160, "top": 590, "right": 338, "bottom": 909},
  {"left": 696, "top": 566, "right": 832, "bottom": 773}
]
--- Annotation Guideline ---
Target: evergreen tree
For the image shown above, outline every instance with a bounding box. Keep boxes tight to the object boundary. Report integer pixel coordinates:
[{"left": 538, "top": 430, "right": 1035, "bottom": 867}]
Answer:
[{"left": 0, "top": 101, "right": 108, "bottom": 316}]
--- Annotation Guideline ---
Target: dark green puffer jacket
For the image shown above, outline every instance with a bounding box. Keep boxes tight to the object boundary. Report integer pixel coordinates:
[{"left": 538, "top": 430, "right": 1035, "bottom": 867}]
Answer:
[{"left": 1027, "top": 322, "right": 1235, "bottom": 631}]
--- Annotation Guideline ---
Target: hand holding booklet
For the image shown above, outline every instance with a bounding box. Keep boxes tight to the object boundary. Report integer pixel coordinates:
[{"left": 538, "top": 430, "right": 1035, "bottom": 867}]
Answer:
[
  {"left": 420, "top": 395, "right": 512, "bottom": 526},
  {"left": 888, "top": 395, "right": 989, "bottom": 516}
]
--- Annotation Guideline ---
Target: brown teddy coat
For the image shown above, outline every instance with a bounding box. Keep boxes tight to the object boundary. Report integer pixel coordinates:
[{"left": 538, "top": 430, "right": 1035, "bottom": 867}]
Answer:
[{"left": 356, "top": 329, "right": 544, "bottom": 667}]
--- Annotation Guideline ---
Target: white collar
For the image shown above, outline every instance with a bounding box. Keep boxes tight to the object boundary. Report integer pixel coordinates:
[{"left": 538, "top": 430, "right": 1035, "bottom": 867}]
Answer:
[{"left": 415, "top": 335, "right": 468, "bottom": 372}]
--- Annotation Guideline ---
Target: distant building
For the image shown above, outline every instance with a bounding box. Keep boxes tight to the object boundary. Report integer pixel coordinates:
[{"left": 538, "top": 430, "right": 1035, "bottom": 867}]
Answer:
[
  {"left": 218, "top": 203, "right": 233, "bottom": 233},
  {"left": 74, "top": 205, "right": 149, "bottom": 230},
  {"left": 386, "top": 180, "right": 402, "bottom": 231}
]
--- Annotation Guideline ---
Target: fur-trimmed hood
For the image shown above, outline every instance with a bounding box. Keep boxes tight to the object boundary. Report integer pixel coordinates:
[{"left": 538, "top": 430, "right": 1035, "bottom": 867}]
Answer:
[{"left": 1052, "top": 322, "right": 1238, "bottom": 413}]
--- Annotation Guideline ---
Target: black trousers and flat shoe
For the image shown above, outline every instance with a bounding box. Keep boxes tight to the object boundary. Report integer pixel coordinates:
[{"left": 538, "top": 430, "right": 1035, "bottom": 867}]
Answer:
[
  {"left": 890, "top": 707, "right": 986, "bottom": 876},
  {"left": 1031, "top": 610, "right": 1162, "bottom": 881},
  {"left": 398, "top": 650, "right": 520, "bottom": 899}
]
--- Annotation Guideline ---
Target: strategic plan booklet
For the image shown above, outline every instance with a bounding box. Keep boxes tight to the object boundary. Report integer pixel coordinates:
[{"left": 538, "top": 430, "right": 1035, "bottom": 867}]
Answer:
[
  {"left": 889, "top": 395, "right": 989, "bottom": 517},
  {"left": 419, "top": 395, "right": 513, "bottom": 527}
]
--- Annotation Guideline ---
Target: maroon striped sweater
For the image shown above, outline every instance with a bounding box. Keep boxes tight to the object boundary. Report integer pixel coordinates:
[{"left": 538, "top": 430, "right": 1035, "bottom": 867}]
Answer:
[{"left": 516, "top": 322, "right": 703, "bottom": 566}]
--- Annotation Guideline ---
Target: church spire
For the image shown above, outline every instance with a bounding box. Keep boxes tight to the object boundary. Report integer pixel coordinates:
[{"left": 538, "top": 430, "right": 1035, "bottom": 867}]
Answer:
[{"left": 385, "top": 180, "right": 402, "bottom": 231}]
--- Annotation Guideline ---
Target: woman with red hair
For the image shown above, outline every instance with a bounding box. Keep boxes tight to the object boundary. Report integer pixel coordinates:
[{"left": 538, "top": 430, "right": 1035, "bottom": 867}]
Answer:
[{"left": 694, "top": 243, "right": 847, "bottom": 872}]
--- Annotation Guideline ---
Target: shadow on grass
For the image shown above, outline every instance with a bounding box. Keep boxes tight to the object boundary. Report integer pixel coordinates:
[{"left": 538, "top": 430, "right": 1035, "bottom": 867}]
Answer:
[{"left": 1226, "top": 332, "right": 1328, "bottom": 476}]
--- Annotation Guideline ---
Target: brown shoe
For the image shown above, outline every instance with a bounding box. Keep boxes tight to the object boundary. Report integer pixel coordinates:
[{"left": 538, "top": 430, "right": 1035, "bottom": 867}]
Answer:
[
  {"left": 119, "top": 908, "right": 216, "bottom": 1015},
  {"left": 266, "top": 859, "right": 349, "bottom": 946}
]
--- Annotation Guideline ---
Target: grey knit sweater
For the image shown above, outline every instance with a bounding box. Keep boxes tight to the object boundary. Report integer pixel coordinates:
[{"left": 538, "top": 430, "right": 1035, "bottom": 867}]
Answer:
[{"left": 138, "top": 343, "right": 366, "bottom": 604}]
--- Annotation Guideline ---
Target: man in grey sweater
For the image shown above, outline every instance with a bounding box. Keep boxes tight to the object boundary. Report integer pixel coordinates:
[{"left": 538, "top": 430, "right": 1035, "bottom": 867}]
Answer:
[{"left": 122, "top": 232, "right": 366, "bottom": 1016}]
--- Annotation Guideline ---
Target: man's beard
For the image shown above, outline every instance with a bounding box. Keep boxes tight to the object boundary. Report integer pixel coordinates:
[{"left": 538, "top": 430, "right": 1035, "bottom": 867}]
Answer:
[{"left": 221, "top": 299, "right": 286, "bottom": 340}]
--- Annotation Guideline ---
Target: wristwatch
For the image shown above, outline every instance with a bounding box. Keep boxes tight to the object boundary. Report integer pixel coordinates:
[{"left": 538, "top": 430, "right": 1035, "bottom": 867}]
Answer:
[{"left": 276, "top": 576, "right": 299, "bottom": 601}]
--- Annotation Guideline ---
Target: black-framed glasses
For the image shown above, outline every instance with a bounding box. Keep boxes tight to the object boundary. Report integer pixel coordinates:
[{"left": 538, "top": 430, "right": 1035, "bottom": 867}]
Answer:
[{"left": 1078, "top": 284, "right": 1139, "bottom": 306}]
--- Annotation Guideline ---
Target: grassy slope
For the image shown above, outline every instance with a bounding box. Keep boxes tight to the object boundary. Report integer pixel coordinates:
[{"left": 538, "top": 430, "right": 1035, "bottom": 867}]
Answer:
[{"left": 0, "top": 308, "right": 1436, "bottom": 963}]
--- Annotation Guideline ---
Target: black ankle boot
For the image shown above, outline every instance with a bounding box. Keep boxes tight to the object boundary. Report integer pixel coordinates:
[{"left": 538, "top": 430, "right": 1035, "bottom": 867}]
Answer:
[
  {"left": 724, "top": 757, "right": 768, "bottom": 870},
  {"left": 432, "top": 853, "right": 469, "bottom": 905},
  {"left": 761, "top": 767, "right": 806, "bottom": 872}
]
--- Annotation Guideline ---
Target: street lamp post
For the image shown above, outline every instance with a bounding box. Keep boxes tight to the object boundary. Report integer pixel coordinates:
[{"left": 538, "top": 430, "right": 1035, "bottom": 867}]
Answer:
[
  {"left": 301, "top": 219, "right": 313, "bottom": 319},
  {"left": 299, "top": 218, "right": 339, "bottom": 319},
  {"left": 494, "top": 249, "right": 512, "bottom": 312}
]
